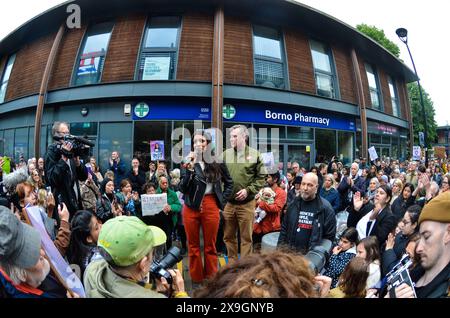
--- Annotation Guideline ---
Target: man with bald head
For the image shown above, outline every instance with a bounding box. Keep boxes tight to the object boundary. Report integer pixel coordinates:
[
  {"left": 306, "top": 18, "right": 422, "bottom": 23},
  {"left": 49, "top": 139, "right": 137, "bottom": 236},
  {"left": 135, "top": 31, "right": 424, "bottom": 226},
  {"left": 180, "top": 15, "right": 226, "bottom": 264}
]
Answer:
[{"left": 278, "top": 173, "right": 336, "bottom": 256}]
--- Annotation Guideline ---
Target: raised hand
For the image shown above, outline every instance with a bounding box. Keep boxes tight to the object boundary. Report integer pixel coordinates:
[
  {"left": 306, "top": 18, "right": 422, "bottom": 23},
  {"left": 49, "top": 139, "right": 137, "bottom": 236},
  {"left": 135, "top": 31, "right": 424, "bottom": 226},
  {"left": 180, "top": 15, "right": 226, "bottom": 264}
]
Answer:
[{"left": 353, "top": 191, "right": 363, "bottom": 211}]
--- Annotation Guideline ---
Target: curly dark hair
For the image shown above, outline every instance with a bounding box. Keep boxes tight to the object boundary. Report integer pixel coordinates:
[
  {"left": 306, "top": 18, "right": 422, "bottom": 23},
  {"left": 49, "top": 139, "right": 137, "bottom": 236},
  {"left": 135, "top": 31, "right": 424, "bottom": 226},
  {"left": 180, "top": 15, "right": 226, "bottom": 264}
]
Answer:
[{"left": 193, "top": 250, "right": 318, "bottom": 298}]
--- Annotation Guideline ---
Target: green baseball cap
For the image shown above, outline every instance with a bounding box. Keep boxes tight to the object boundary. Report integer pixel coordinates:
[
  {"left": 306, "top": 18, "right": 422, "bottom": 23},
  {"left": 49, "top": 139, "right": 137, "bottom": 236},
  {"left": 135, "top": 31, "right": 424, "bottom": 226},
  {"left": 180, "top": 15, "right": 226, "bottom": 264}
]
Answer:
[{"left": 98, "top": 216, "right": 166, "bottom": 267}]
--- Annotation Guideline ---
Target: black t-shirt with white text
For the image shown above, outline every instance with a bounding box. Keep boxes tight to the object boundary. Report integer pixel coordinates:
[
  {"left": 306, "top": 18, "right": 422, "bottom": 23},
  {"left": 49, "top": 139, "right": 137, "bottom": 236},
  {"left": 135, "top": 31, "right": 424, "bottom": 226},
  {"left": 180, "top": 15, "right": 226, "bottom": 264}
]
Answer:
[{"left": 294, "top": 198, "right": 319, "bottom": 254}]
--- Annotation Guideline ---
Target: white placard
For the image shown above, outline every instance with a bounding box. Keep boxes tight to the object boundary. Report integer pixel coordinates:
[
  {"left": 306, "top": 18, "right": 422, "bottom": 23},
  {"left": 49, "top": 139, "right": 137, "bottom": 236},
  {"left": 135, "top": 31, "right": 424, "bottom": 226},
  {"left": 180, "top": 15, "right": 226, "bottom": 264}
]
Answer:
[
  {"left": 143, "top": 56, "right": 170, "bottom": 80},
  {"left": 368, "top": 146, "right": 378, "bottom": 162},
  {"left": 412, "top": 146, "right": 421, "bottom": 161},
  {"left": 141, "top": 193, "right": 167, "bottom": 216},
  {"left": 24, "top": 206, "right": 86, "bottom": 297}
]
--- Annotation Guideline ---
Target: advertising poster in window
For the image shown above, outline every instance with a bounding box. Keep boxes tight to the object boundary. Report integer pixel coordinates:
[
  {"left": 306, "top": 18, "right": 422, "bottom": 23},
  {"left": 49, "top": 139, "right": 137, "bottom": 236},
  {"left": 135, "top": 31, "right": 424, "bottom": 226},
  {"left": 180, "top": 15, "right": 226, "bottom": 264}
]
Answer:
[
  {"left": 143, "top": 56, "right": 170, "bottom": 80},
  {"left": 78, "top": 55, "right": 100, "bottom": 76},
  {"left": 151, "top": 140, "right": 165, "bottom": 161}
]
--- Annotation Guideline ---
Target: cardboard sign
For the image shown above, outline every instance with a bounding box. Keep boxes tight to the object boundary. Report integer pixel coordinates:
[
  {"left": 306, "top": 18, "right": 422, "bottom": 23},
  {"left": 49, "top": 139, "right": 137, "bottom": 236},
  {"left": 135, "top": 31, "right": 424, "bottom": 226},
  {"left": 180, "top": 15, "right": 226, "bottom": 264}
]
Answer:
[
  {"left": 412, "top": 146, "right": 421, "bottom": 161},
  {"left": 368, "top": 146, "right": 378, "bottom": 162},
  {"left": 141, "top": 193, "right": 167, "bottom": 216},
  {"left": 434, "top": 146, "right": 446, "bottom": 159},
  {"left": 23, "top": 206, "right": 86, "bottom": 298}
]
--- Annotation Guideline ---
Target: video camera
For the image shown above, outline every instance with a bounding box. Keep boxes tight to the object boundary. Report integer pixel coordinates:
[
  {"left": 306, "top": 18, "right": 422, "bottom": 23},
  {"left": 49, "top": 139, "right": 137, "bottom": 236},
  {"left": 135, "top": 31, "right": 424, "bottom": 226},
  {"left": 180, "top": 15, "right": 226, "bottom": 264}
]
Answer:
[
  {"left": 304, "top": 239, "right": 332, "bottom": 274},
  {"left": 150, "top": 246, "right": 183, "bottom": 285},
  {"left": 53, "top": 134, "right": 95, "bottom": 158},
  {"left": 376, "top": 253, "right": 416, "bottom": 298}
]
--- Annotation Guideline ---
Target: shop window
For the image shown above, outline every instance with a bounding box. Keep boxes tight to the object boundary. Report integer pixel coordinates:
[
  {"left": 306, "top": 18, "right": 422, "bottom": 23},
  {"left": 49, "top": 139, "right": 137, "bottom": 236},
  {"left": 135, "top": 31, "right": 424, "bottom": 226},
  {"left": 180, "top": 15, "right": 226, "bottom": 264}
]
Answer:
[
  {"left": 137, "top": 17, "right": 180, "bottom": 81},
  {"left": 27, "top": 125, "right": 48, "bottom": 160},
  {"left": 4, "top": 129, "right": 14, "bottom": 158},
  {"left": 73, "top": 22, "right": 114, "bottom": 86},
  {"left": 99, "top": 123, "right": 132, "bottom": 174},
  {"left": 310, "top": 40, "right": 337, "bottom": 99},
  {"left": 134, "top": 121, "right": 172, "bottom": 170},
  {"left": 388, "top": 76, "right": 400, "bottom": 117},
  {"left": 0, "top": 54, "right": 16, "bottom": 103},
  {"left": 315, "top": 129, "right": 336, "bottom": 163},
  {"left": 370, "top": 134, "right": 381, "bottom": 144},
  {"left": 0, "top": 130, "right": 4, "bottom": 155},
  {"left": 253, "top": 25, "right": 286, "bottom": 89},
  {"left": 381, "top": 136, "right": 391, "bottom": 144},
  {"left": 287, "top": 126, "right": 313, "bottom": 140},
  {"left": 338, "top": 131, "right": 354, "bottom": 165},
  {"left": 14, "top": 127, "right": 28, "bottom": 162},
  {"left": 365, "top": 63, "right": 382, "bottom": 110}
]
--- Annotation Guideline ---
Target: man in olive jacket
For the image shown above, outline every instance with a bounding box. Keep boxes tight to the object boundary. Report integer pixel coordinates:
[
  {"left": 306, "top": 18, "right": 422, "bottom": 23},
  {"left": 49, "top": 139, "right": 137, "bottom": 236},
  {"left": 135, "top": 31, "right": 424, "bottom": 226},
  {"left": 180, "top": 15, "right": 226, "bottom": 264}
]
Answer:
[{"left": 222, "top": 125, "right": 266, "bottom": 262}]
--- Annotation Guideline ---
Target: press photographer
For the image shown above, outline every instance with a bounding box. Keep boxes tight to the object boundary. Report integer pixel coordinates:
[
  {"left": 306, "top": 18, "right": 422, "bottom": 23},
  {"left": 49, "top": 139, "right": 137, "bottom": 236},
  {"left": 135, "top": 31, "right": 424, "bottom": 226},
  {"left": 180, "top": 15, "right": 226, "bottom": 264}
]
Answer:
[{"left": 44, "top": 122, "right": 88, "bottom": 220}]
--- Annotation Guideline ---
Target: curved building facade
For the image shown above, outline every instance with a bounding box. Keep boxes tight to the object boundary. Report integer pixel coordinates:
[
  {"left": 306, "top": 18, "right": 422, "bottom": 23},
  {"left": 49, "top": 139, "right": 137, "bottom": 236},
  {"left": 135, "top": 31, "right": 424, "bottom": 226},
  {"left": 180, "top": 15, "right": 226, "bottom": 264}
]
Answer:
[{"left": 0, "top": 0, "right": 416, "bottom": 172}]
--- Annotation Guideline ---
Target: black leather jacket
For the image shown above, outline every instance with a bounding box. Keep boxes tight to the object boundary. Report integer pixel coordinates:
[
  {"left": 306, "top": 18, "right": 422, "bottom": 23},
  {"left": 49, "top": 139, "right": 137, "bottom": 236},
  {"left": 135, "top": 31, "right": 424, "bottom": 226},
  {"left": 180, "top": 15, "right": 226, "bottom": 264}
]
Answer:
[{"left": 179, "top": 163, "right": 233, "bottom": 211}]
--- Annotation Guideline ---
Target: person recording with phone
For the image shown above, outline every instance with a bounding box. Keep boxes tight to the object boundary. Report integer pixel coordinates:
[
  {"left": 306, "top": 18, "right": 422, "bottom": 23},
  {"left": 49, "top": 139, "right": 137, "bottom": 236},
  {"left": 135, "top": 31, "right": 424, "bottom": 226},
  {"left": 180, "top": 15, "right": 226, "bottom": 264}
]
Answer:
[{"left": 44, "top": 122, "right": 88, "bottom": 221}]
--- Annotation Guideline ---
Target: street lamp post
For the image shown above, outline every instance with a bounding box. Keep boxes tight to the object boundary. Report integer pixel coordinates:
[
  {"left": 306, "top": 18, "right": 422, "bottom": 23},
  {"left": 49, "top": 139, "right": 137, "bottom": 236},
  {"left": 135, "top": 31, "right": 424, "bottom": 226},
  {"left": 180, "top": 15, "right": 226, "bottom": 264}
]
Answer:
[{"left": 396, "top": 27, "right": 429, "bottom": 167}]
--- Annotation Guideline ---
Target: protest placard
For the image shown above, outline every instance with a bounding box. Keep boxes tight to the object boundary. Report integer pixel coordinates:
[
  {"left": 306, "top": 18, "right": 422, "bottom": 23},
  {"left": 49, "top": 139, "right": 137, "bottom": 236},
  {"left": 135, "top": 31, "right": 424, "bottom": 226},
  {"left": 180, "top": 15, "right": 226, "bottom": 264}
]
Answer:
[
  {"left": 151, "top": 140, "right": 165, "bottom": 161},
  {"left": 23, "top": 206, "right": 86, "bottom": 298},
  {"left": 141, "top": 193, "right": 167, "bottom": 216},
  {"left": 412, "top": 146, "right": 421, "bottom": 161},
  {"left": 368, "top": 146, "right": 378, "bottom": 162}
]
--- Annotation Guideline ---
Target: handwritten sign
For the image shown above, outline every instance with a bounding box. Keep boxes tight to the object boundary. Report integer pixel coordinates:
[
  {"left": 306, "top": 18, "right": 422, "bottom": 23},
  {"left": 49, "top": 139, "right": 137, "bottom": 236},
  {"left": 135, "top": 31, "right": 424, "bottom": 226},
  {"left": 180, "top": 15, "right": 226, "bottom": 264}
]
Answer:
[
  {"left": 141, "top": 193, "right": 167, "bottom": 216},
  {"left": 23, "top": 206, "right": 86, "bottom": 298},
  {"left": 368, "top": 146, "right": 378, "bottom": 162}
]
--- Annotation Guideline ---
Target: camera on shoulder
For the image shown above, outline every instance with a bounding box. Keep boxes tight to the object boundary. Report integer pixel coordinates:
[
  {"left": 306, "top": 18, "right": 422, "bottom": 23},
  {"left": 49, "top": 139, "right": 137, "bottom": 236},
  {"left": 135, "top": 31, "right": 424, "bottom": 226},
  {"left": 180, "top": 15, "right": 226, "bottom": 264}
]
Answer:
[{"left": 54, "top": 134, "right": 95, "bottom": 158}]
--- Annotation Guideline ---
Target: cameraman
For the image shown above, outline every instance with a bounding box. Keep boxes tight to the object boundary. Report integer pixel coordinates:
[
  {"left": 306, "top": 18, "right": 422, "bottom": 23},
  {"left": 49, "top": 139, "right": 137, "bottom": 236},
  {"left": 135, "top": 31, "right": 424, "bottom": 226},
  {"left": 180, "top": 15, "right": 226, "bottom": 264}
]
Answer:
[
  {"left": 44, "top": 122, "right": 88, "bottom": 220},
  {"left": 84, "top": 216, "right": 187, "bottom": 298}
]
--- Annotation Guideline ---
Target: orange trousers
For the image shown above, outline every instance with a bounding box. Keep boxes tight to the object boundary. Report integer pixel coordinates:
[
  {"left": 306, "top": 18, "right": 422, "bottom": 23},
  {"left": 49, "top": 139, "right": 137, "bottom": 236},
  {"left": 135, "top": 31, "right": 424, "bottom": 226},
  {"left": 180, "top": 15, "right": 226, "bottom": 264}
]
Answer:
[{"left": 183, "top": 194, "right": 220, "bottom": 283}]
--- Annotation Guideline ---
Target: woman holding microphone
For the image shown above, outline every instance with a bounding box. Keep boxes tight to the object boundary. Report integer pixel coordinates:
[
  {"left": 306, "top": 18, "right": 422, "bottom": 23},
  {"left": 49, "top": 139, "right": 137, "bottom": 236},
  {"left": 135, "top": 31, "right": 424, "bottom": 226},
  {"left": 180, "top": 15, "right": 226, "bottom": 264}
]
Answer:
[{"left": 179, "top": 130, "right": 233, "bottom": 285}]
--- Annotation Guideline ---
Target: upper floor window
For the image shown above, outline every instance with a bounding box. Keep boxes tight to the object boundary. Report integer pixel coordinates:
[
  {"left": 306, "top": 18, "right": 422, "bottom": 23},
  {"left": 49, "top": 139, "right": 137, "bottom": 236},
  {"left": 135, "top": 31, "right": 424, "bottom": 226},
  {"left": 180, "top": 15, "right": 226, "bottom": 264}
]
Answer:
[
  {"left": 253, "top": 25, "right": 286, "bottom": 89},
  {"left": 137, "top": 16, "right": 181, "bottom": 80},
  {"left": 310, "top": 40, "right": 337, "bottom": 99},
  {"left": 365, "top": 63, "right": 382, "bottom": 110},
  {"left": 0, "top": 54, "right": 16, "bottom": 103},
  {"left": 388, "top": 76, "right": 400, "bottom": 117},
  {"left": 73, "top": 22, "right": 114, "bottom": 86}
]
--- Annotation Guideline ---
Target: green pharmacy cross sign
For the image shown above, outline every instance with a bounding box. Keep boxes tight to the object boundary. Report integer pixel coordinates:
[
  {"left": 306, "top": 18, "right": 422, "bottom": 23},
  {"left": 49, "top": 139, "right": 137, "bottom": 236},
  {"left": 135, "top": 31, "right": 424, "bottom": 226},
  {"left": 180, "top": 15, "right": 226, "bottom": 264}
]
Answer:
[
  {"left": 135, "top": 102, "right": 150, "bottom": 118},
  {"left": 223, "top": 104, "right": 236, "bottom": 120}
]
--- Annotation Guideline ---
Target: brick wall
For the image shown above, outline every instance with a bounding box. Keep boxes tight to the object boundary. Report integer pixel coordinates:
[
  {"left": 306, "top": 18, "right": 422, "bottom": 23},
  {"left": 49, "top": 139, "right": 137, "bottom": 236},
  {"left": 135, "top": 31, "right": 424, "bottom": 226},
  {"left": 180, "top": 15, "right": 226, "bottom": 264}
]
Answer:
[
  {"left": 332, "top": 44, "right": 357, "bottom": 104},
  {"left": 5, "top": 33, "right": 55, "bottom": 101},
  {"left": 397, "top": 78, "right": 409, "bottom": 120},
  {"left": 379, "top": 68, "right": 393, "bottom": 115},
  {"left": 102, "top": 14, "right": 146, "bottom": 82},
  {"left": 177, "top": 12, "right": 214, "bottom": 81},
  {"left": 358, "top": 55, "right": 372, "bottom": 108},
  {"left": 48, "top": 25, "right": 87, "bottom": 90},
  {"left": 284, "top": 29, "right": 315, "bottom": 94},
  {"left": 223, "top": 16, "right": 253, "bottom": 85}
]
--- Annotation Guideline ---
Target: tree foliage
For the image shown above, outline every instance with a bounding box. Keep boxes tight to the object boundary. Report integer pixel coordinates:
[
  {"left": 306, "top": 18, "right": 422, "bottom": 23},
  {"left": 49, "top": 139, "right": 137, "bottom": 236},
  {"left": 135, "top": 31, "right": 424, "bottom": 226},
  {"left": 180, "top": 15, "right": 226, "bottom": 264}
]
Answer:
[
  {"left": 408, "top": 83, "right": 437, "bottom": 147},
  {"left": 356, "top": 24, "right": 400, "bottom": 58}
]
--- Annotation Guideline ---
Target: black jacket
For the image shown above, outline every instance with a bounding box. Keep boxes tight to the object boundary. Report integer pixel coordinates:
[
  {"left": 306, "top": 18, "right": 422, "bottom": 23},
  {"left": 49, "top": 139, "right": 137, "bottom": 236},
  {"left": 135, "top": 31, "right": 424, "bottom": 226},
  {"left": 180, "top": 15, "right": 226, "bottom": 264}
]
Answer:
[
  {"left": 126, "top": 169, "right": 147, "bottom": 194},
  {"left": 179, "top": 163, "right": 233, "bottom": 211},
  {"left": 349, "top": 203, "right": 397, "bottom": 247},
  {"left": 44, "top": 144, "right": 88, "bottom": 219},
  {"left": 277, "top": 195, "right": 336, "bottom": 253},
  {"left": 391, "top": 196, "right": 416, "bottom": 222}
]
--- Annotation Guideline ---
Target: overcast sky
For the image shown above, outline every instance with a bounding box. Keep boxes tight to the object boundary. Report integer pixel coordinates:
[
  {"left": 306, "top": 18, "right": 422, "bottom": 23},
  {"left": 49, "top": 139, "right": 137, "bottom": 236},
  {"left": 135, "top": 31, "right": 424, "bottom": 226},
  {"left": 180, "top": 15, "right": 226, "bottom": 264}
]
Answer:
[{"left": 0, "top": 0, "right": 448, "bottom": 126}]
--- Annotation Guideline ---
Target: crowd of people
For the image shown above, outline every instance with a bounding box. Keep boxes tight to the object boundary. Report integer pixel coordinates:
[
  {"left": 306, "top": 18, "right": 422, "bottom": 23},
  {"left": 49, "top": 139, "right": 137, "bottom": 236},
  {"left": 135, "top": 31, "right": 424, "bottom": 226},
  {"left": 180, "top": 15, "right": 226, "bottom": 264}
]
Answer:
[{"left": 0, "top": 121, "right": 449, "bottom": 299}]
